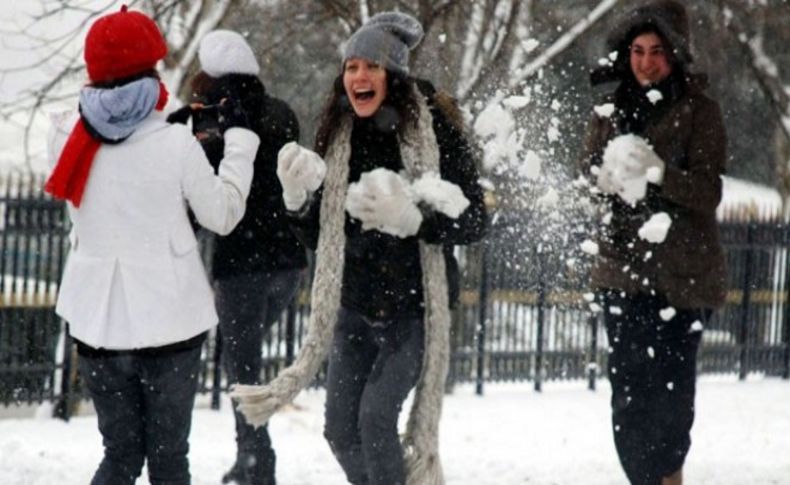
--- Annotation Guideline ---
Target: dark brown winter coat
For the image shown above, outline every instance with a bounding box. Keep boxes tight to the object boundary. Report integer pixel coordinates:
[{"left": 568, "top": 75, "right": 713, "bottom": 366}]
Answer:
[{"left": 578, "top": 76, "right": 728, "bottom": 309}]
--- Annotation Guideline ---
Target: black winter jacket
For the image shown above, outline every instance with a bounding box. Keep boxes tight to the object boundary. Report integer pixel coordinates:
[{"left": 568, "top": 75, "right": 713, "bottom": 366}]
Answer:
[
  {"left": 194, "top": 75, "right": 307, "bottom": 278},
  {"left": 289, "top": 84, "right": 487, "bottom": 321}
]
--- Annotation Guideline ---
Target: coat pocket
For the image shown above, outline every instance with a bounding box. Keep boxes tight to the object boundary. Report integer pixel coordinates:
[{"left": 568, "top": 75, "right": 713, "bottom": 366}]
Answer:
[{"left": 169, "top": 222, "right": 198, "bottom": 257}]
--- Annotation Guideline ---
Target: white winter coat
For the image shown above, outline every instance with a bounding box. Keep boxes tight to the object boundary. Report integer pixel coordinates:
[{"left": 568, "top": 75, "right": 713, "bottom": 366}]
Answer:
[{"left": 48, "top": 111, "right": 260, "bottom": 350}]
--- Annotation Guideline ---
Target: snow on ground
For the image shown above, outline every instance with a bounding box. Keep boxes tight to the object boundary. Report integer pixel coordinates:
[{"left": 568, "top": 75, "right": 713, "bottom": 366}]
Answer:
[{"left": 0, "top": 377, "right": 788, "bottom": 484}]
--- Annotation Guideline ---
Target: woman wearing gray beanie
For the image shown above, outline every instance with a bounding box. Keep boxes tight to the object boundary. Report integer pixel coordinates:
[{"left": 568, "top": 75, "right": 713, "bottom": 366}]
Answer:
[{"left": 232, "top": 11, "right": 487, "bottom": 485}]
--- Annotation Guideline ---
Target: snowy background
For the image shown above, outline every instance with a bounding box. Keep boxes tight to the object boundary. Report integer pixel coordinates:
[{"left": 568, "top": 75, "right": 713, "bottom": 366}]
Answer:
[{"left": 1, "top": 377, "right": 788, "bottom": 485}]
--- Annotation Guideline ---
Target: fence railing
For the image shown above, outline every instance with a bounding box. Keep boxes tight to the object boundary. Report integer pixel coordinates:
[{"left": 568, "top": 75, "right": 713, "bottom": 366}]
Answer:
[{"left": 1, "top": 173, "right": 788, "bottom": 419}]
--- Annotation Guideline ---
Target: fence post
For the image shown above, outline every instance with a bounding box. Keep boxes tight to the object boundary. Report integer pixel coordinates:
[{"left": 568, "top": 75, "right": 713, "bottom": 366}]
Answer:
[
  {"left": 587, "top": 313, "right": 598, "bottom": 391},
  {"left": 53, "top": 324, "right": 74, "bottom": 421},
  {"left": 285, "top": 300, "right": 296, "bottom": 367},
  {"left": 475, "top": 240, "right": 489, "bottom": 396},
  {"left": 784, "top": 235, "right": 790, "bottom": 380},
  {"left": 210, "top": 330, "right": 222, "bottom": 410},
  {"left": 534, "top": 251, "right": 545, "bottom": 393},
  {"left": 738, "top": 223, "right": 755, "bottom": 381}
]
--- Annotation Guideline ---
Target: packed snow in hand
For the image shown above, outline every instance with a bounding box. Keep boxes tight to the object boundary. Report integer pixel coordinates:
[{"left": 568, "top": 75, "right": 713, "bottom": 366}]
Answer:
[
  {"left": 411, "top": 172, "right": 470, "bottom": 218},
  {"left": 638, "top": 212, "right": 672, "bottom": 243},
  {"left": 601, "top": 134, "right": 657, "bottom": 205}
]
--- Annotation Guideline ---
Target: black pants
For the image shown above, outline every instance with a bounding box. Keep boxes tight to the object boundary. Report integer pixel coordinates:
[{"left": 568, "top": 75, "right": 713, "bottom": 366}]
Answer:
[
  {"left": 215, "top": 269, "right": 301, "bottom": 484},
  {"left": 78, "top": 344, "right": 202, "bottom": 485},
  {"left": 601, "top": 291, "right": 707, "bottom": 485},
  {"left": 323, "top": 307, "right": 425, "bottom": 485}
]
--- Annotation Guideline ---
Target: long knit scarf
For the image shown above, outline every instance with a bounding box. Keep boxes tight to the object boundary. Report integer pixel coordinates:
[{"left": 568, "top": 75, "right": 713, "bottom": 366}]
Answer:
[{"left": 233, "top": 88, "right": 451, "bottom": 485}]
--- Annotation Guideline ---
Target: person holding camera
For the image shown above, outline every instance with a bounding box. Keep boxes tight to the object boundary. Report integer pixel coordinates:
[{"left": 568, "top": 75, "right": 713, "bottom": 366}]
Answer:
[{"left": 167, "top": 30, "right": 305, "bottom": 485}]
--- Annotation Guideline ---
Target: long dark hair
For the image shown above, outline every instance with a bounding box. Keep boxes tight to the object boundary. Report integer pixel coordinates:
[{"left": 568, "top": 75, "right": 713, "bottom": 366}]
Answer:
[{"left": 314, "top": 69, "right": 420, "bottom": 157}]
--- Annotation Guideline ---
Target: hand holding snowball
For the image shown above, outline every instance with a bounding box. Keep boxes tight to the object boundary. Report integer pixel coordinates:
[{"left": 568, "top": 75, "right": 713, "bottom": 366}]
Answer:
[
  {"left": 345, "top": 168, "right": 423, "bottom": 238},
  {"left": 276, "top": 142, "right": 327, "bottom": 211}
]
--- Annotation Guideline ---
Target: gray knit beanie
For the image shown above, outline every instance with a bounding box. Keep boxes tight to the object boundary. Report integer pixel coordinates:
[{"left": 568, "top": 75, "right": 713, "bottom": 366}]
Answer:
[{"left": 343, "top": 12, "right": 424, "bottom": 75}]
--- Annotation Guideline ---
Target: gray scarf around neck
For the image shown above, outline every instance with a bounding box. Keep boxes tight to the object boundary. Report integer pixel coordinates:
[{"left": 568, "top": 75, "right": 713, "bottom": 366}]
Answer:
[
  {"left": 234, "top": 87, "right": 451, "bottom": 485},
  {"left": 79, "top": 77, "right": 160, "bottom": 142}
]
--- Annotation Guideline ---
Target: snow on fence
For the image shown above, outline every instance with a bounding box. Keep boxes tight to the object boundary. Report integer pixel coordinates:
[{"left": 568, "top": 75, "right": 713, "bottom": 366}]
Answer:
[{"left": 1, "top": 174, "right": 789, "bottom": 417}]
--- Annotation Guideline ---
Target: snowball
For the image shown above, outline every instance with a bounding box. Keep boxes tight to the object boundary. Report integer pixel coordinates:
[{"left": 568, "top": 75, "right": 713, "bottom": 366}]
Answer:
[
  {"left": 565, "top": 258, "right": 577, "bottom": 269},
  {"left": 502, "top": 95, "right": 530, "bottom": 109},
  {"left": 580, "top": 240, "right": 599, "bottom": 255},
  {"left": 583, "top": 292, "right": 595, "bottom": 302},
  {"left": 537, "top": 187, "right": 559, "bottom": 208},
  {"left": 608, "top": 50, "right": 618, "bottom": 61},
  {"left": 666, "top": 381, "right": 675, "bottom": 391},
  {"left": 589, "top": 302, "right": 602, "bottom": 313},
  {"left": 659, "top": 307, "right": 676, "bottom": 321},
  {"left": 647, "top": 346, "right": 655, "bottom": 358},
  {"left": 646, "top": 89, "right": 663, "bottom": 104},
  {"left": 638, "top": 212, "right": 672, "bottom": 243},
  {"left": 520, "top": 150, "right": 542, "bottom": 180},
  {"left": 689, "top": 320, "right": 704, "bottom": 333},
  {"left": 438, "top": 33, "right": 447, "bottom": 44},
  {"left": 474, "top": 102, "right": 514, "bottom": 140},
  {"left": 602, "top": 212, "right": 612, "bottom": 225},
  {"left": 547, "top": 126, "right": 561, "bottom": 143},
  {"left": 609, "top": 306, "right": 622, "bottom": 315},
  {"left": 646, "top": 166, "right": 663, "bottom": 184},
  {"left": 593, "top": 103, "right": 615, "bottom": 118},
  {"left": 411, "top": 172, "right": 470, "bottom": 219},
  {"left": 601, "top": 134, "right": 655, "bottom": 205},
  {"left": 523, "top": 38, "right": 540, "bottom": 53}
]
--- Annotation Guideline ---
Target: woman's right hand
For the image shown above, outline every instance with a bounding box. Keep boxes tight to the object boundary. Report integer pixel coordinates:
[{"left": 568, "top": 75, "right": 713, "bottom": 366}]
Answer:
[{"left": 276, "top": 142, "right": 327, "bottom": 211}]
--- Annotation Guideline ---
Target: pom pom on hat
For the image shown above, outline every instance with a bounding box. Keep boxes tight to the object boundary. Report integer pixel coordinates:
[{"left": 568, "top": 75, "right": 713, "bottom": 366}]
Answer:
[
  {"left": 344, "top": 11, "right": 424, "bottom": 75},
  {"left": 84, "top": 5, "right": 167, "bottom": 83},
  {"left": 198, "top": 30, "right": 260, "bottom": 78}
]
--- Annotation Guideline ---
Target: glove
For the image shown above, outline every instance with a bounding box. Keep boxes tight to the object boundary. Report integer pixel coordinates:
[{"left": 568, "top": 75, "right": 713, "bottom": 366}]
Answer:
[
  {"left": 217, "top": 97, "right": 250, "bottom": 133},
  {"left": 621, "top": 139, "right": 666, "bottom": 185},
  {"left": 345, "top": 168, "right": 423, "bottom": 238},
  {"left": 276, "top": 142, "right": 327, "bottom": 211},
  {"left": 166, "top": 105, "right": 195, "bottom": 125},
  {"left": 593, "top": 164, "right": 622, "bottom": 195},
  {"left": 411, "top": 172, "right": 469, "bottom": 219}
]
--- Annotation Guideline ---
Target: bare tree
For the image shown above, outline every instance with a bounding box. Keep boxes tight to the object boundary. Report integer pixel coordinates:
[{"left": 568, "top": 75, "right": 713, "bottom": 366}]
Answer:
[{"left": 0, "top": 0, "right": 237, "bottom": 169}]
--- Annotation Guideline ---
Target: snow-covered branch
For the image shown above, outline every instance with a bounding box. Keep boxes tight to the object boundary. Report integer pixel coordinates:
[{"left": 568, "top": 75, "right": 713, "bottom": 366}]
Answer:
[{"left": 509, "top": 0, "right": 621, "bottom": 88}]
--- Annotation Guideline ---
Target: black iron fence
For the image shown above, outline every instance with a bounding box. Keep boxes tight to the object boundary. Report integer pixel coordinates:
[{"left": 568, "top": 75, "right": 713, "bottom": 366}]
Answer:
[{"left": 1, "top": 174, "right": 788, "bottom": 418}]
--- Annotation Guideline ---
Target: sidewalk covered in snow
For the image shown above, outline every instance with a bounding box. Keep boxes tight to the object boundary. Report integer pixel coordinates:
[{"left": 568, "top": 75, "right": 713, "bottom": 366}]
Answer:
[{"left": 1, "top": 376, "right": 788, "bottom": 485}]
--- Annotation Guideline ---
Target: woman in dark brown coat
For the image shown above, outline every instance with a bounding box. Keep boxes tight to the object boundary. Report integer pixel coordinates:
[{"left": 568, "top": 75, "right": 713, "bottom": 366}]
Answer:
[{"left": 577, "top": 2, "right": 727, "bottom": 484}]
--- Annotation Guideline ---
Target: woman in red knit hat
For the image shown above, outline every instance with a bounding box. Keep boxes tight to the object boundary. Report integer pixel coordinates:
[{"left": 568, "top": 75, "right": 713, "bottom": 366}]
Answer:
[{"left": 46, "top": 6, "right": 260, "bottom": 485}]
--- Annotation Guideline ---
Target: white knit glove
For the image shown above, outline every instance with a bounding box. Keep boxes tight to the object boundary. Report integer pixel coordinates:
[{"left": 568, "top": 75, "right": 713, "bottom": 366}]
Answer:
[
  {"left": 594, "top": 164, "right": 622, "bottom": 195},
  {"left": 621, "top": 139, "right": 666, "bottom": 185},
  {"left": 411, "top": 172, "right": 470, "bottom": 219},
  {"left": 276, "top": 142, "right": 327, "bottom": 211},
  {"left": 345, "top": 168, "right": 423, "bottom": 238}
]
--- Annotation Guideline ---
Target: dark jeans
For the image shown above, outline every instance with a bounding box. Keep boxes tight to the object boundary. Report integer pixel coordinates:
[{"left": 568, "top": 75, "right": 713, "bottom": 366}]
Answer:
[
  {"left": 601, "top": 291, "right": 708, "bottom": 485},
  {"left": 323, "top": 307, "right": 425, "bottom": 485},
  {"left": 215, "top": 269, "right": 301, "bottom": 484},
  {"left": 78, "top": 344, "right": 202, "bottom": 485}
]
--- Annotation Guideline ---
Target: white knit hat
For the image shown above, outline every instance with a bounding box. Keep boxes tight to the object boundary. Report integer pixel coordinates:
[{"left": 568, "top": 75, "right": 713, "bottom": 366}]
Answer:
[{"left": 198, "top": 29, "right": 260, "bottom": 78}]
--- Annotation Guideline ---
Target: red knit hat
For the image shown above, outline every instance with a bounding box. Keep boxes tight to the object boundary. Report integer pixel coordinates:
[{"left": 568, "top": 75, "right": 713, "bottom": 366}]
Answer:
[
  {"left": 84, "top": 5, "right": 167, "bottom": 83},
  {"left": 45, "top": 5, "right": 169, "bottom": 207}
]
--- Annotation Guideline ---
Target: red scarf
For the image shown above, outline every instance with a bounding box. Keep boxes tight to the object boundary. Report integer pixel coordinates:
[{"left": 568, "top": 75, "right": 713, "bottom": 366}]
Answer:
[{"left": 45, "top": 81, "right": 169, "bottom": 207}]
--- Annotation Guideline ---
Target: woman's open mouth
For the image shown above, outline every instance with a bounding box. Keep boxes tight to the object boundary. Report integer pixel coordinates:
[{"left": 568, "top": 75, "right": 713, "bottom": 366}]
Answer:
[{"left": 354, "top": 88, "right": 376, "bottom": 102}]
